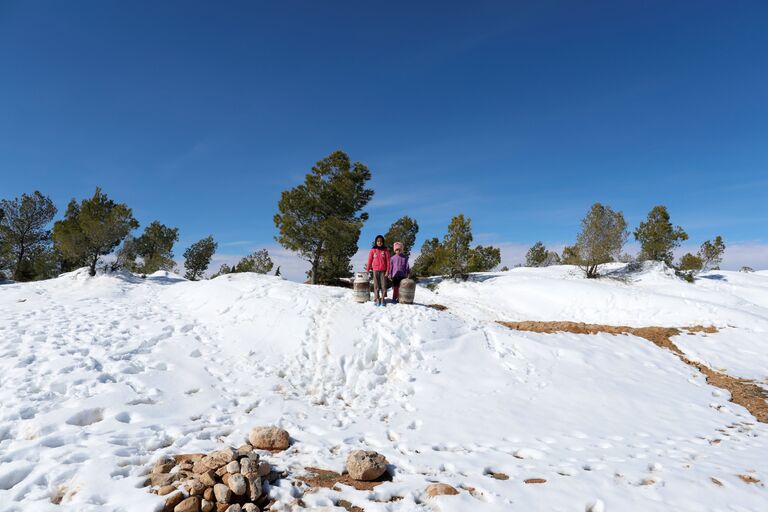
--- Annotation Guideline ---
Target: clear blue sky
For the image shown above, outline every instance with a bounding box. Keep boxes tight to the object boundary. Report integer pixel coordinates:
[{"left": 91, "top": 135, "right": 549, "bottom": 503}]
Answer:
[{"left": 1, "top": 1, "right": 767, "bottom": 278}]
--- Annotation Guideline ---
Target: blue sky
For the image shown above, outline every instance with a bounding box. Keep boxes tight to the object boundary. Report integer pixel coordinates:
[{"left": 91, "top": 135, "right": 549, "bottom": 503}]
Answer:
[{"left": 1, "top": 1, "right": 767, "bottom": 279}]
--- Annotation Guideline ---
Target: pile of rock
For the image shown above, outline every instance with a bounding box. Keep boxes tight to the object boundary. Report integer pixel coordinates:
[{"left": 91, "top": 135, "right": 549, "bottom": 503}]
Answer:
[{"left": 148, "top": 426, "right": 290, "bottom": 512}]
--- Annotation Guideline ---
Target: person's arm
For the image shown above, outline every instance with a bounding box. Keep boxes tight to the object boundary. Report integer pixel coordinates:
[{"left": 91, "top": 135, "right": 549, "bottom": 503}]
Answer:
[
  {"left": 386, "top": 253, "right": 393, "bottom": 277},
  {"left": 366, "top": 249, "right": 373, "bottom": 272}
]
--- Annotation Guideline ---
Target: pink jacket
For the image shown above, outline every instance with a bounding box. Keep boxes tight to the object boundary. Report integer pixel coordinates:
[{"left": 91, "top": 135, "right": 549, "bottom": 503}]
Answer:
[{"left": 366, "top": 248, "right": 390, "bottom": 272}]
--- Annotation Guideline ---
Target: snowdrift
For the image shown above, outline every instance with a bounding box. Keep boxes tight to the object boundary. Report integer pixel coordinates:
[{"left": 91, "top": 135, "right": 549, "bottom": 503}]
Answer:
[{"left": 0, "top": 265, "right": 767, "bottom": 511}]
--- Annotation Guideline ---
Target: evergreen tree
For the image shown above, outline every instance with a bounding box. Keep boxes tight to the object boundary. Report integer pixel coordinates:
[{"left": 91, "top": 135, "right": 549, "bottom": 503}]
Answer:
[
  {"left": 438, "top": 214, "right": 474, "bottom": 278},
  {"left": 698, "top": 236, "right": 725, "bottom": 271},
  {"left": 52, "top": 188, "right": 139, "bottom": 276},
  {"left": 114, "top": 235, "right": 140, "bottom": 272},
  {"left": 183, "top": 236, "right": 217, "bottom": 281},
  {"left": 575, "top": 203, "right": 628, "bottom": 278},
  {"left": 0, "top": 191, "right": 57, "bottom": 281},
  {"left": 634, "top": 205, "right": 688, "bottom": 265},
  {"left": 384, "top": 216, "right": 419, "bottom": 257},
  {"left": 133, "top": 221, "right": 179, "bottom": 274},
  {"left": 467, "top": 245, "right": 501, "bottom": 273},
  {"left": 235, "top": 248, "right": 274, "bottom": 274},
  {"left": 525, "top": 241, "right": 548, "bottom": 267},
  {"left": 274, "top": 150, "right": 373, "bottom": 284},
  {"left": 211, "top": 263, "right": 232, "bottom": 278},
  {"left": 678, "top": 253, "right": 703, "bottom": 272},
  {"left": 561, "top": 244, "right": 580, "bottom": 265},
  {"left": 412, "top": 237, "right": 441, "bottom": 278}
]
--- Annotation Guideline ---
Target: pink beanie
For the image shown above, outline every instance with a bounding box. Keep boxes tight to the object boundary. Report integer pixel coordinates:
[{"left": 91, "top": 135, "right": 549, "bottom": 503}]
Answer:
[{"left": 393, "top": 242, "right": 404, "bottom": 251}]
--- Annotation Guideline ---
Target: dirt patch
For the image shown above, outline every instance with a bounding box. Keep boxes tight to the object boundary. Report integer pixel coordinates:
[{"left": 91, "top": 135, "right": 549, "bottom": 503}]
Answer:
[
  {"left": 524, "top": 478, "right": 547, "bottom": 484},
  {"left": 337, "top": 499, "right": 365, "bottom": 512},
  {"left": 298, "top": 467, "right": 391, "bottom": 492},
  {"left": 711, "top": 477, "right": 723, "bottom": 486},
  {"left": 738, "top": 474, "right": 761, "bottom": 484},
  {"left": 488, "top": 472, "right": 509, "bottom": 480},
  {"left": 497, "top": 321, "right": 768, "bottom": 424},
  {"left": 427, "top": 304, "right": 448, "bottom": 311}
]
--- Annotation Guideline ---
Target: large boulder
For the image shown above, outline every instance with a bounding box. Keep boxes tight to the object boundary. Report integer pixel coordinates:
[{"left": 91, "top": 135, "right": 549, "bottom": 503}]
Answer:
[
  {"left": 345, "top": 450, "right": 388, "bottom": 481},
  {"left": 248, "top": 426, "right": 290, "bottom": 451}
]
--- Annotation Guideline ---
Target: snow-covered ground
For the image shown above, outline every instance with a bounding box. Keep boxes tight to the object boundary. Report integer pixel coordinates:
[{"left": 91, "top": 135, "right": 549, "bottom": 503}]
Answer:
[{"left": 1, "top": 264, "right": 767, "bottom": 512}]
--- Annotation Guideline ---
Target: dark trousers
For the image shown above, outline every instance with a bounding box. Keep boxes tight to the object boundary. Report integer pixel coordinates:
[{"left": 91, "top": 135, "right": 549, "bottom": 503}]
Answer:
[
  {"left": 372, "top": 271, "right": 387, "bottom": 302},
  {"left": 391, "top": 275, "right": 404, "bottom": 300}
]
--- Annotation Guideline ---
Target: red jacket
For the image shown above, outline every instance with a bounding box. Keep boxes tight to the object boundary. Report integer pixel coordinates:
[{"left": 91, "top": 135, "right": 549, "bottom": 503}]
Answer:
[{"left": 366, "top": 247, "right": 390, "bottom": 272}]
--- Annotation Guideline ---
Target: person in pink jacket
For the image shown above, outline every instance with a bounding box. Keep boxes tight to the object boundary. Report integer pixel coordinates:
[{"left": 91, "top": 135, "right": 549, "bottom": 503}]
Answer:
[{"left": 366, "top": 234, "right": 390, "bottom": 306}]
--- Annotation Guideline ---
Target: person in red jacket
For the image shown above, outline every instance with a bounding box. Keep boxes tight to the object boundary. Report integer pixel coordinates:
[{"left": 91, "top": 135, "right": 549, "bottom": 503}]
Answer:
[{"left": 366, "top": 234, "right": 390, "bottom": 306}]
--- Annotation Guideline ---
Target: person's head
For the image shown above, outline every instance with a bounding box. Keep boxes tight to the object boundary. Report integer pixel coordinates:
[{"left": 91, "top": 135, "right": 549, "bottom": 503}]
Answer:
[
  {"left": 373, "top": 235, "right": 386, "bottom": 248},
  {"left": 393, "top": 242, "right": 404, "bottom": 254}
]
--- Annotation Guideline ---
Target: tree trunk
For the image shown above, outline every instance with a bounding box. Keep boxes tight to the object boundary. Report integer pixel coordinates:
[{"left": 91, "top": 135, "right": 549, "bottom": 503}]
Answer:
[{"left": 89, "top": 255, "right": 98, "bottom": 276}]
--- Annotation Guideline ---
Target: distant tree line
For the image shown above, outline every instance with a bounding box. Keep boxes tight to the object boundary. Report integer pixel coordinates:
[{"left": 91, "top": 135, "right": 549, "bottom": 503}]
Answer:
[{"left": 522, "top": 204, "right": 726, "bottom": 280}]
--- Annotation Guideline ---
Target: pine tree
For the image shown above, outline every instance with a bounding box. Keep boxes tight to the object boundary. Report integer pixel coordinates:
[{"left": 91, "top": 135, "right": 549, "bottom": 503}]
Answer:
[
  {"left": 235, "top": 248, "right": 274, "bottom": 274},
  {"left": 525, "top": 242, "right": 548, "bottom": 267},
  {"left": 52, "top": 188, "right": 139, "bottom": 276},
  {"left": 384, "top": 216, "right": 419, "bottom": 257},
  {"left": 575, "top": 203, "right": 628, "bottom": 278},
  {"left": 698, "top": 236, "right": 725, "bottom": 271},
  {"left": 274, "top": 150, "right": 373, "bottom": 284},
  {"left": 133, "top": 221, "right": 179, "bottom": 274},
  {"left": 183, "top": 236, "right": 217, "bottom": 280},
  {"left": 467, "top": 245, "right": 501, "bottom": 273},
  {"left": 678, "top": 253, "right": 703, "bottom": 271},
  {"left": 412, "top": 237, "right": 441, "bottom": 278},
  {"left": 211, "top": 263, "right": 232, "bottom": 278},
  {"left": 561, "top": 245, "right": 580, "bottom": 265},
  {"left": 634, "top": 206, "right": 688, "bottom": 265},
  {"left": 438, "top": 214, "right": 474, "bottom": 278},
  {"left": 0, "top": 191, "right": 57, "bottom": 281}
]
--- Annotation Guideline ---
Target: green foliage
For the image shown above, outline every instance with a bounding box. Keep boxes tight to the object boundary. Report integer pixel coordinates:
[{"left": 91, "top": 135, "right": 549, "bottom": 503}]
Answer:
[
  {"left": 183, "top": 236, "right": 217, "bottom": 281},
  {"left": 575, "top": 203, "right": 628, "bottom": 278},
  {"left": 467, "top": 245, "right": 501, "bottom": 273},
  {"left": 525, "top": 241, "right": 547, "bottom": 267},
  {"left": 52, "top": 188, "right": 139, "bottom": 276},
  {"left": 678, "top": 252, "right": 703, "bottom": 272},
  {"left": 561, "top": 245, "right": 580, "bottom": 265},
  {"left": 235, "top": 248, "right": 273, "bottom": 274},
  {"left": 132, "top": 221, "right": 179, "bottom": 274},
  {"left": 211, "top": 263, "right": 232, "bottom": 278},
  {"left": 500, "top": 266, "right": 510, "bottom": 272},
  {"left": 274, "top": 150, "right": 373, "bottom": 284},
  {"left": 740, "top": 266, "right": 754, "bottom": 273},
  {"left": 634, "top": 205, "right": 688, "bottom": 265},
  {"left": 384, "top": 216, "right": 419, "bottom": 258},
  {"left": 0, "top": 191, "right": 58, "bottom": 281},
  {"left": 698, "top": 236, "right": 725, "bottom": 271},
  {"left": 412, "top": 237, "right": 441, "bottom": 278}
]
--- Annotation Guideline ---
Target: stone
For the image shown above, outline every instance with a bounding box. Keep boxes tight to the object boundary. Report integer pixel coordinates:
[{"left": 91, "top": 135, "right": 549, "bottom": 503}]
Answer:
[
  {"left": 203, "top": 487, "right": 214, "bottom": 501},
  {"left": 216, "top": 504, "right": 229, "bottom": 512},
  {"left": 256, "top": 461, "right": 271, "bottom": 477},
  {"left": 425, "top": 483, "right": 459, "bottom": 498},
  {"left": 193, "top": 460, "right": 210, "bottom": 474},
  {"left": 174, "top": 453, "right": 206, "bottom": 465},
  {"left": 236, "top": 444, "right": 254, "bottom": 457},
  {"left": 226, "top": 460, "right": 240, "bottom": 474},
  {"left": 248, "top": 426, "right": 290, "bottom": 451},
  {"left": 152, "top": 472, "right": 177, "bottom": 487},
  {"left": 174, "top": 496, "right": 201, "bottom": 512},
  {"left": 216, "top": 466, "right": 229, "bottom": 477},
  {"left": 157, "top": 485, "right": 176, "bottom": 496},
  {"left": 225, "top": 505, "right": 241, "bottom": 512},
  {"left": 221, "top": 474, "right": 230, "bottom": 486},
  {"left": 153, "top": 459, "right": 176, "bottom": 474},
  {"left": 245, "top": 474, "right": 262, "bottom": 501},
  {"left": 204, "top": 448, "right": 235, "bottom": 470},
  {"left": 266, "top": 471, "right": 281, "bottom": 484},
  {"left": 228, "top": 473, "right": 247, "bottom": 496},
  {"left": 213, "top": 483, "right": 232, "bottom": 504},
  {"left": 242, "top": 504, "right": 259, "bottom": 512},
  {"left": 184, "top": 479, "right": 206, "bottom": 496},
  {"left": 240, "top": 458, "right": 254, "bottom": 475},
  {"left": 346, "top": 450, "right": 388, "bottom": 481},
  {"left": 164, "top": 491, "right": 185, "bottom": 512},
  {"left": 201, "top": 499, "right": 214, "bottom": 512},
  {"left": 199, "top": 470, "right": 217, "bottom": 487}
]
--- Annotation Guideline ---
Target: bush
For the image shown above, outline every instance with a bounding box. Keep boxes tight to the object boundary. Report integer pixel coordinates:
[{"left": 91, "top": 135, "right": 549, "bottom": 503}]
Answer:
[
  {"left": 634, "top": 206, "right": 688, "bottom": 265},
  {"left": 574, "top": 203, "right": 628, "bottom": 278}
]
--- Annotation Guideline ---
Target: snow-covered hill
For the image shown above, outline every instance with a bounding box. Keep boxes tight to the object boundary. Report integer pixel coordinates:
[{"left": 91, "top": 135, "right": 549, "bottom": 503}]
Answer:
[{"left": 1, "top": 265, "right": 767, "bottom": 511}]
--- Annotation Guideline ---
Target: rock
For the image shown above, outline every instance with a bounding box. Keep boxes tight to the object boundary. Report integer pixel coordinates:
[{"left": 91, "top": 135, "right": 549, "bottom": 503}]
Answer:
[
  {"left": 245, "top": 474, "right": 262, "bottom": 501},
  {"left": 158, "top": 485, "right": 176, "bottom": 496},
  {"left": 164, "top": 491, "right": 185, "bottom": 512},
  {"left": 201, "top": 499, "right": 214, "bottom": 512},
  {"left": 256, "top": 461, "right": 271, "bottom": 477},
  {"left": 240, "top": 458, "right": 252, "bottom": 474},
  {"left": 193, "top": 460, "right": 210, "bottom": 474},
  {"left": 213, "top": 483, "right": 232, "bottom": 504},
  {"left": 248, "top": 426, "right": 290, "bottom": 451},
  {"left": 174, "top": 453, "right": 206, "bottom": 465},
  {"left": 199, "top": 470, "right": 217, "bottom": 487},
  {"left": 221, "top": 474, "right": 230, "bottom": 486},
  {"left": 242, "top": 505, "right": 259, "bottom": 512},
  {"left": 205, "top": 448, "right": 236, "bottom": 470},
  {"left": 225, "top": 505, "right": 241, "bottom": 512},
  {"left": 203, "top": 487, "right": 214, "bottom": 501},
  {"left": 346, "top": 450, "right": 388, "bottom": 481},
  {"left": 228, "top": 473, "right": 247, "bottom": 496},
  {"left": 184, "top": 479, "right": 206, "bottom": 496},
  {"left": 425, "top": 483, "right": 459, "bottom": 498},
  {"left": 226, "top": 460, "right": 240, "bottom": 474},
  {"left": 216, "top": 466, "right": 229, "bottom": 477},
  {"left": 216, "top": 504, "right": 229, "bottom": 512},
  {"left": 175, "top": 496, "right": 201, "bottom": 512},
  {"left": 152, "top": 472, "right": 177, "bottom": 487},
  {"left": 153, "top": 459, "right": 176, "bottom": 474},
  {"left": 236, "top": 444, "right": 254, "bottom": 457}
]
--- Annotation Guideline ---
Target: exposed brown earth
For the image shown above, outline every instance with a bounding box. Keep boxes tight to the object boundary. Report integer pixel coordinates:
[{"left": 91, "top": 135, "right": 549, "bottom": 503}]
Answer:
[
  {"left": 498, "top": 321, "right": 768, "bottom": 423},
  {"left": 427, "top": 304, "right": 448, "bottom": 311},
  {"left": 523, "top": 478, "right": 547, "bottom": 484},
  {"left": 298, "top": 467, "right": 391, "bottom": 492},
  {"left": 738, "top": 474, "right": 761, "bottom": 484}
]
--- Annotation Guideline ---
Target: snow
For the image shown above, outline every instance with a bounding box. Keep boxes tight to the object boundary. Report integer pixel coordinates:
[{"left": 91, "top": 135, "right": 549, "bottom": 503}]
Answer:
[{"left": 1, "top": 264, "right": 767, "bottom": 511}]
